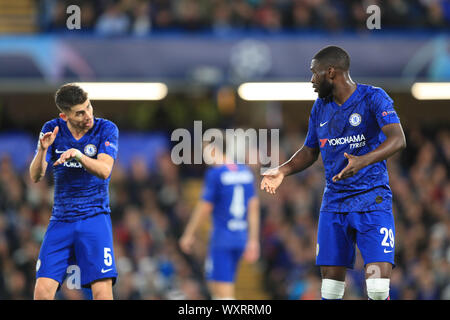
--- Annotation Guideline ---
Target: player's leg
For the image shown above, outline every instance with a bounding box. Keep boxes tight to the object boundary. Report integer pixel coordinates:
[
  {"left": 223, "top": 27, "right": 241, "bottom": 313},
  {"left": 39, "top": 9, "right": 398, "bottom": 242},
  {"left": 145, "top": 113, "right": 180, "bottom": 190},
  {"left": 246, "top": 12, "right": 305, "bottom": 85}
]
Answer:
[
  {"left": 353, "top": 210, "right": 395, "bottom": 300},
  {"left": 34, "top": 277, "right": 59, "bottom": 300},
  {"left": 319, "top": 266, "right": 347, "bottom": 300},
  {"left": 316, "top": 211, "right": 356, "bottom": 300},
  {"left": 208, "top": 281, "right": 235, "bottom": 300},
  {"left": 91, "top": 278, "right": 113, "bottom": 300},
  {"left": 205, "top": 247, "right": 243, "bottom": 299},
  {"left": 75, "top": 213, "right": 117, "bottom": 300},
  {"left": 34, "top": 220, "right": 76, "bottom": 300},
  {"left": 365, "top": 262, "right": 392, "bottom": 300}
]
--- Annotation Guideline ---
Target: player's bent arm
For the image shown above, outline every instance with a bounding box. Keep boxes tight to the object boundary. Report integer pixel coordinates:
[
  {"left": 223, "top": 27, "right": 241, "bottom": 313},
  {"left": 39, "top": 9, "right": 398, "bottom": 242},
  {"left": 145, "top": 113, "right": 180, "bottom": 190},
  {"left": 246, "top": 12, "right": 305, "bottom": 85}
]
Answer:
[
  {"left": 360, "top": 123, "right": 406, "bottom": 167},
  {"left": 29, "top": 149, "right": 49, "bottom": 183},
  {"left": 244, "top": 197, "right": 260, "bottom": 262},
  {"left": 183, "top": 201, "right": 213, "bottom": 238},
  {"left": 30, "top": 126, "right": 59, "bottom": 183},
  {"left": 279, "top": 145, "right": 320, "bottom": 177},
  {"left": 247, "top": 197, "right": 260, "bottom": 244},
  {"left": 79, "top": 153, "right": 115, "bottom": 180},
  {"left": 179, "top": 201, "right": 213, "bottom": 253}
]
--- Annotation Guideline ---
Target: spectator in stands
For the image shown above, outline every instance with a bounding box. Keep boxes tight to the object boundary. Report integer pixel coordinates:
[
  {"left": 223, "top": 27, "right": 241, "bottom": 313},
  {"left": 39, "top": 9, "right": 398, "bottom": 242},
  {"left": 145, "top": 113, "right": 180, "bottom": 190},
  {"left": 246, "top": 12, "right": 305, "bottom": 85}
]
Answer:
[
  {"left": 95, "top": 0, "right": 131, "bottom": 36},
  {"left": 37, "top": 0, "right": 450, "bottom": 34},
  {"left": 131, "top": 0, "right": 152, "bottom": 36}
]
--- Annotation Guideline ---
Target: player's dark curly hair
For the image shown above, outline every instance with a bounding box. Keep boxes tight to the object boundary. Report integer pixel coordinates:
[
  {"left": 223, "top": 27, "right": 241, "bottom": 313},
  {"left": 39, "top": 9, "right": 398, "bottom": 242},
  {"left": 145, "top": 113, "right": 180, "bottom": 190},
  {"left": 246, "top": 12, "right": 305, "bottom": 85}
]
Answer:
[
  {"left": 313, "top": 45, "right": 351, "bottom": 71},
  {"left": 54, "top": 83, "right": 88, "bottom": 112}
]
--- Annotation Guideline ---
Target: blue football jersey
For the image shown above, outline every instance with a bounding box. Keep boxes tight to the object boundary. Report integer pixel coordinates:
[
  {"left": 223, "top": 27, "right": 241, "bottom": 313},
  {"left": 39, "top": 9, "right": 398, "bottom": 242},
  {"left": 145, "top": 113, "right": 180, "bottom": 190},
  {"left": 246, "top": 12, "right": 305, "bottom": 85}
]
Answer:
[
  {"left": 201, "top": 164, "right": 256, "bottom": 249},
  {"left": 37, "top": 117, "right": 119, "bottom": 221},
  {"left": 304, "top": 84, "right": 400, "bottom": 212}
]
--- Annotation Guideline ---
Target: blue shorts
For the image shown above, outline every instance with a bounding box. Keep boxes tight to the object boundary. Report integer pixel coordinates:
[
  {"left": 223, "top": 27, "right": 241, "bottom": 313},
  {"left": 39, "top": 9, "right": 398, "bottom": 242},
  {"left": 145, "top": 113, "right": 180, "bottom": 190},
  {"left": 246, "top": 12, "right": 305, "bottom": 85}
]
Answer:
[
  {"left": 316, "top": 210, "right": 395, "bottom": 269},
  {"left": 205, "top": 246, "right": 245, "bottom": 283},
  {"left": 36, "top": 213, "right": 117, "bottom": 288}
]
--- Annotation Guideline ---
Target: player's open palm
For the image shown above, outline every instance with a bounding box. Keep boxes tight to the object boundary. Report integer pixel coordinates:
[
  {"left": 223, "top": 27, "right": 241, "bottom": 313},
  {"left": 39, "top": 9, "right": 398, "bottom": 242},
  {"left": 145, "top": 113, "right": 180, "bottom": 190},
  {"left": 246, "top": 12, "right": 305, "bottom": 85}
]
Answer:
[
  {"left": 260, "top": 168, "right": 284, "bottom": 194},
  {"left": 39, "top": 126, "right": 59, "bottom": 150},
  {"left": 332, "top": 152, "right": 365, "bottom": 182}
]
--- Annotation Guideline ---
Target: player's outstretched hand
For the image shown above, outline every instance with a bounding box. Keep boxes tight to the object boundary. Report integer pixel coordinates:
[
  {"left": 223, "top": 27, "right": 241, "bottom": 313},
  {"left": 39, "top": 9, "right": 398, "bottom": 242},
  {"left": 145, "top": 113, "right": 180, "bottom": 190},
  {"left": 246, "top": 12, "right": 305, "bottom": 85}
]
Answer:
[
  {"left": 332, "top": 152, "right": 366, "bottom": 182},
  {"left": 179, "top": 234, "right": 195, "bottom": 254},
  {"left": 53, "top": 148, "right": 83, "bottom": 166},
  {"left": 39, "top": 126, "right": 59, "bottom": 150},
  {"left": 243, "top": 240, "right": 260, "bottom": 263},
  {"left": 260, "top": 168, "right": 284, "bottom": 194}
]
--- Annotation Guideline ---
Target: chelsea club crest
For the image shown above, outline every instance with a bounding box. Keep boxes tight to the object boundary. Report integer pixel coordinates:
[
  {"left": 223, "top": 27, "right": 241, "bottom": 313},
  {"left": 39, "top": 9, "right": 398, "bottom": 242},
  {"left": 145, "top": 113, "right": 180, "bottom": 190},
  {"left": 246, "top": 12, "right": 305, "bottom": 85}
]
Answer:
[
  {"left": 349, "top": 113, "right": 362, "bottom": 126},
  {"left": 84, "top": 144, "right": 97, "bottom": 157}
]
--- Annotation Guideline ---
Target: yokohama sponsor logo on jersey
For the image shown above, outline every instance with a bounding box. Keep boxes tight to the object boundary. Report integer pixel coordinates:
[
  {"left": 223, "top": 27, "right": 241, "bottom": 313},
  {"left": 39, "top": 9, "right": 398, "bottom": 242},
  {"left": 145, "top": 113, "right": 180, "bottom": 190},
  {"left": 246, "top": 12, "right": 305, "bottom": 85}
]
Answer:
[{"left": 320, "top": 134, "right": 366, "bottom": 148}]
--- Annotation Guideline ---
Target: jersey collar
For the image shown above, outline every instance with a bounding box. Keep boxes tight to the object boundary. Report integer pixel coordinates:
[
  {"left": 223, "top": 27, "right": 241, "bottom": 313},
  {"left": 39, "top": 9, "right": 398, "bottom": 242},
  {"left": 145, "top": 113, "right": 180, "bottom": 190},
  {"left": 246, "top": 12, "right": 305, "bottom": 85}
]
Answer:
[{"left": 331, "top": 83, "right": 362, "bottom": 109}]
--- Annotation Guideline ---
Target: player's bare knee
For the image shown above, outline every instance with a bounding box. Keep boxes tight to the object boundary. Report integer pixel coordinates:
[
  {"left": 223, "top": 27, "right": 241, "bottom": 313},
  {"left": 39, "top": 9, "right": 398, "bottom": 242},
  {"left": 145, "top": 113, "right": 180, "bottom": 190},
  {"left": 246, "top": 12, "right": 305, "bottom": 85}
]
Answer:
[{"left": 320, "top": 266, "right": 346, "bottom": 281}]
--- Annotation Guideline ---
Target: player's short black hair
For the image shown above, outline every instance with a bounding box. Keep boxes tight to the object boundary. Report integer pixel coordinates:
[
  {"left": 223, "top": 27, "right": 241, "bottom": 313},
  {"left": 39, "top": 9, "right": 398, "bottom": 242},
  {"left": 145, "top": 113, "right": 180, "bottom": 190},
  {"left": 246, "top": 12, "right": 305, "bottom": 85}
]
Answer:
[
  {"left": 54, "top": 83, "right": 88, "bottom": 112},
  {"left": 313, "top": 46, "right": 350, "bottom": 71}
]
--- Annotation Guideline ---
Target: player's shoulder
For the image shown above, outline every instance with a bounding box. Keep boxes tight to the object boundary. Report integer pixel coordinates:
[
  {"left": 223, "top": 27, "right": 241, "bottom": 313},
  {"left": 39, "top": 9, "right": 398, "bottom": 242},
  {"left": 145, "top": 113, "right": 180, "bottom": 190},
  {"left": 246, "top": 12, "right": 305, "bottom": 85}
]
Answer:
[
  {"left": 207, "top": 164, "right": 228, "bottom": 176},
  {"left": 205, "top": 165, "right": 221, "bottom": 174},
  {"left": 361, "top": 84, "right": 393, "bottom": 104},
  {"left": 237, "top": 163, "right": 253, "bottom": 173},
  {"left": 95, "top": 118, "right": 119, "bottom": 132},
  {"left": 203, "top": 165, "right": 222, "bottom": 183},
  {"left": 312, "top": 97, "right": 325, "bottom": 109},
  {"left": 206, "top": 163, "right": 251, "bottom": 176},
  {"left": 41, "top": 118, "right": 61, "bottom": 131},
  {"left": 309, "top": 98, "right": 323, "bottom": 119}
]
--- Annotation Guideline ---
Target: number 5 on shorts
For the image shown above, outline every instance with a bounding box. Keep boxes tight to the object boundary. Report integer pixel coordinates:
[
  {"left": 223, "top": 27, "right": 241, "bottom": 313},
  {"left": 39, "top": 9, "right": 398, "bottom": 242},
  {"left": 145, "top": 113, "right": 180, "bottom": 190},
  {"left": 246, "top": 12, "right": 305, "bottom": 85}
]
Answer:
[{"left": 104, "top": 247, "right": 113, "bottom": 266}]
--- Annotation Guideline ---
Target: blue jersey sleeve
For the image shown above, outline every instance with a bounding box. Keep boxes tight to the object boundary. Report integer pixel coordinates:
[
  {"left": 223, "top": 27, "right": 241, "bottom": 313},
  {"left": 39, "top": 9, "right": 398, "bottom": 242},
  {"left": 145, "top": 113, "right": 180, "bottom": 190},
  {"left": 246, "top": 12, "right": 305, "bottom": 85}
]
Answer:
[
  {"left": 201, "top": 168, "right": 218, "bottom": 204},
  {"left": 370, "top": 88, "right": 400, "bottom": 128},
  {"left": 304, "top": 100, "right": 319, "bottom": 149},
  {"left": 97, "top": 121, "right": 119, "bottom": 160}
]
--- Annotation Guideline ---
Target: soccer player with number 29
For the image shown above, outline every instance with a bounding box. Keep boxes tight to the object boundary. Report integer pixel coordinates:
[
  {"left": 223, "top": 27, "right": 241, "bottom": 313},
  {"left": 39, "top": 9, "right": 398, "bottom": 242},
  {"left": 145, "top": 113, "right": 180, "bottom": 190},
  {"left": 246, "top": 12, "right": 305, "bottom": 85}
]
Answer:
[{"left": 261, "top": 46, "right": 406, "bottom": 300}]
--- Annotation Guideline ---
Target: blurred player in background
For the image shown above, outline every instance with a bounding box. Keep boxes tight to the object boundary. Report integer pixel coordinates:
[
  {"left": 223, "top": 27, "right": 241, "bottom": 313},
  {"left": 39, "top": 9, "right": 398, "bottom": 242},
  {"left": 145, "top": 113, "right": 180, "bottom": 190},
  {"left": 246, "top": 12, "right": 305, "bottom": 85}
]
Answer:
[
  {"left": 29, "top": 83, "right": 119, "bottom": 300},
  {"left": 179, "top": 138, "right": 260, "bottom": 300},
  {"left": 261, "top": 46, "right": 407, "bottom": 300}
]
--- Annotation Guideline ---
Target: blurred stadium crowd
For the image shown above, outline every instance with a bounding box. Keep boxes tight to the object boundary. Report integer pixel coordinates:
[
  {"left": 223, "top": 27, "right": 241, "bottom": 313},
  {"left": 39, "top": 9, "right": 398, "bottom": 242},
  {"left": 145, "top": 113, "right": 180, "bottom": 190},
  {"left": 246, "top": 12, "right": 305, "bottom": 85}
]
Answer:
[
  {"left": 0, "top": 124, "right": 448, "bottom": 299},
  {"left": 39, "top": 0, "right": 450, "bottom": 35}
]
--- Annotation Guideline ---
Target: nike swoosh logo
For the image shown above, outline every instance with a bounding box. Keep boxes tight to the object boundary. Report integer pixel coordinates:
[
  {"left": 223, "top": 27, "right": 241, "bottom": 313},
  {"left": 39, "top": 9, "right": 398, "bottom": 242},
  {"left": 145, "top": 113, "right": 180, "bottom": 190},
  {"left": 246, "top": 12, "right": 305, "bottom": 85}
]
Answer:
[
  {"left": 320, "top": 121, "right": 328, "bottom": 127},
  {"left": 101, "top": 268, "right": 113, "bottom": 273},
  {"left": 384, "top": 249, "right": 393, "bottom": 253},
  {"left": 55, "top": 149, "right": 65, "bottom": 154}
]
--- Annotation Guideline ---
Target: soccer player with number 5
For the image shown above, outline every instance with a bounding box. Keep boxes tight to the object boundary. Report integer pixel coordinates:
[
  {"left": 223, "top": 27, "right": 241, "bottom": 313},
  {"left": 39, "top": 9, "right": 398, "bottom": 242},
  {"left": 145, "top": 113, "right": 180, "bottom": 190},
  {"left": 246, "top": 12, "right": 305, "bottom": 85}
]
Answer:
[
  {"left": 261, "top": 46, "right": 406, "bottom": 300},
  {"left": 29, "top": 83, "right": 119, "bottom": 299},
  {"left": 179, "top": 140, "right": 260, "bottom": 300}
]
